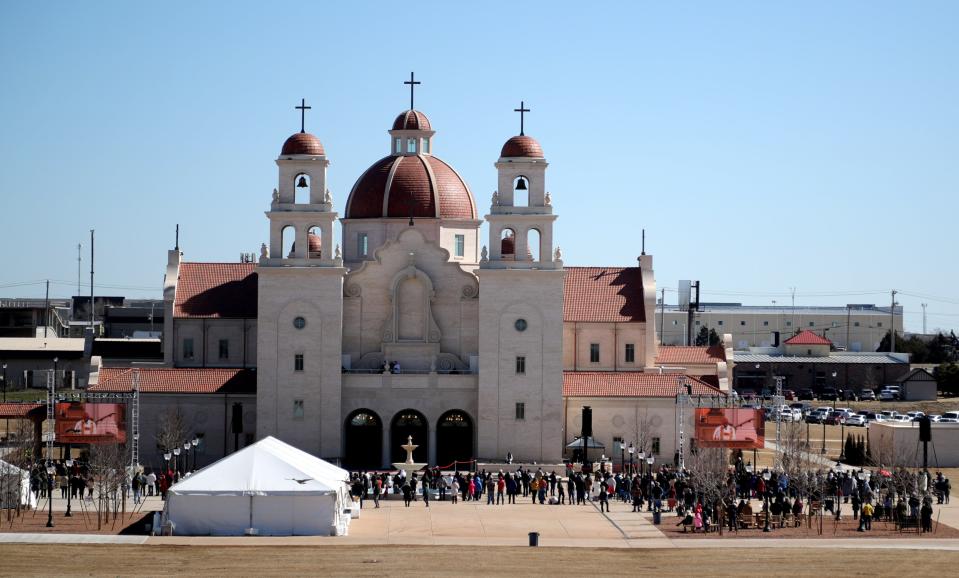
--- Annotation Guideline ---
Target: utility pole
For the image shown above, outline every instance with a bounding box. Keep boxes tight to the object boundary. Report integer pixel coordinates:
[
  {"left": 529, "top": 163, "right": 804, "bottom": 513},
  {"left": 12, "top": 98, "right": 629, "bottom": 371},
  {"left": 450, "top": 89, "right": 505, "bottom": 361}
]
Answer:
[
  {"left": 77, "top": 243, "right": 82, "bottom": 297},
  {"left": 90, "top": 230, "right": 95, "bottom": 335},
  {"left": 846, "top": 305, "right": 851, "bottom": 351},
  {"left": 687, "top": 281, "right": 700, "bottom": 347},
  {"left": 43, "top": 280, "right": 49, "bottom": 338},
  {"left": 790, "top": 286, "right": 796, "bottom": 329},
  {"left": 660, "top": 288, "right": 666, "bottom": 345},
  {"left": 921, "top": 303, "right": 928, "bottom": 335},
  {"left": 890, "top": 290, "right": 897, "bottom": 353}
]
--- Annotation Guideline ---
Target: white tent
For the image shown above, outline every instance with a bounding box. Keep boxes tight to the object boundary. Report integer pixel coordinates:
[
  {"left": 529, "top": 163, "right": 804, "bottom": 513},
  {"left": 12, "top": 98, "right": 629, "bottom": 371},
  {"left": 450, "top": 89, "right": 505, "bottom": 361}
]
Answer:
[
  {"left": 164, "top": 436, "right": 351, "bottom": 536},
  {"left": 0, "top": 459, "right": 36, "bottom": 510}
]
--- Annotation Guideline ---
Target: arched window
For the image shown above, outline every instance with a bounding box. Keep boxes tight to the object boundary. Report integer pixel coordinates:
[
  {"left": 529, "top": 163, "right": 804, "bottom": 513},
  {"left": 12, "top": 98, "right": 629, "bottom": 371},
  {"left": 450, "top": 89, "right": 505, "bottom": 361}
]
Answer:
[
  {"left": 281, "top": 225, "right": 295, "bottom": 258},
  {"left": 407, "top": 138, "right": 417, "bottom": 154},
  {"left": 528, "top": 228, "right": 541, "bottom": 261},
  {"left": 422, "top": 138, "right": 430, "bottom": 154},
  {"left": 294, "top": 173, "right": 310, "bottom": 204},
  {"left": 513, "top": 176, "right": 529, "bottom": 207},
  {"left": 307, "top": 226, "right": 322, "bottom": 259},
  {"left": 500, "top": 228, "right": 516, "bottom": 259}
]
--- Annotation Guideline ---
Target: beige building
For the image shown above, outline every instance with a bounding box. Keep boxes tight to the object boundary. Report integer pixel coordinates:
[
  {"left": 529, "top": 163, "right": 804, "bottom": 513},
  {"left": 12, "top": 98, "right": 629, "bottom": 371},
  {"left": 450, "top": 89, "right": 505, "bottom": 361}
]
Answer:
[
  {"left": 88, "top": 94, "right": 730, "bottom": 471},
  {"left": 657, "top": 303, "right": 903, "bottom": 352}
]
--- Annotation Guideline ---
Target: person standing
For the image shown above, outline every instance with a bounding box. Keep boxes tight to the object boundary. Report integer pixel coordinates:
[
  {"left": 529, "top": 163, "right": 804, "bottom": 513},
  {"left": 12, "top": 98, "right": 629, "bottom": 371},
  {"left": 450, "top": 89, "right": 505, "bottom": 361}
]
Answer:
[
  {"left": 598, "top": 481, "right": 609, "bottom": 512},
  {"left": 451, "top": 477, "right": 459, "bottom": 504},
  {"left": 402, "top": 481, "right": 412, "bottom": 507},
  {"left": 423, "top": 481, "right": 430, "bottom": 508},
  {"left": 372, "top": 475, "right": 381, "bottom": 509},
  {"left": 496, "top": 475, "right": 505, "bottom": 504},
  {"left": 859, "top": 500, "right": 873, "bottom": 532},
  {"left": 557, "top": 478, "right": 566, "bottom": 505}
]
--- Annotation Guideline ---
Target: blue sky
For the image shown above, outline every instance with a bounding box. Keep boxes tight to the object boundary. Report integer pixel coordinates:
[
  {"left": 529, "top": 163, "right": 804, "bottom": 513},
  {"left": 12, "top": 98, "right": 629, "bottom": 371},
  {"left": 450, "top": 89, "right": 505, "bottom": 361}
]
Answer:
[{"left": 1, "top": 1, "right": 957, "bottom": 332}]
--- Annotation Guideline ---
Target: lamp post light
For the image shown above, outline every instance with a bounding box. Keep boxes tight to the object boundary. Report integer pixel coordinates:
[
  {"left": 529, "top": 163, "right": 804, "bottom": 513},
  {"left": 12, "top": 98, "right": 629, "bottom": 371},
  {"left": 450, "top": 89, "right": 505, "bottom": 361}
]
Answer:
[
  {"left": 834, "top": 462, "right": 843, "bottom": 521},
  {"left": 64, "top": 458, "right": 73, "bottom": 517},
  {"left": 183, "top": 442, "right": 191, "bottom": 473},
  {"left": 163, "top": 451, "right": 171, "bottom": 477},
  {"left": 45, "top": 463, "right": 55, "bottom": 527},
  {"left": 628, "top": 443, "right": 635, "bottom": 477},
  {"left": 191, "top": 437, "right": 199, "bottom": 471},
  {"left": 638, "top": 452, "right": 645, "bottom": 477},
  {"left": 2, "top": 362, "right": 7, "bottom": 402},
  {"left": 762, "top": 470, "right": 772, "bottom": 532},
  {"left": 646, "top": 456, "right": 655, "bottom": 511},
  {"left": 173, "top": 447, "right": 181, "bottom": 479}
]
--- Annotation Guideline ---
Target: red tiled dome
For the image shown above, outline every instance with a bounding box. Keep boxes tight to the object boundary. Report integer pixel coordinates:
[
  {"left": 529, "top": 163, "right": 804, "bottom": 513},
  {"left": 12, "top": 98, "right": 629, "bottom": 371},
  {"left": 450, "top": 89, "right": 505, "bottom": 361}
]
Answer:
[
  {"left": 307, "top": 233, "right": 322, "bottom": 254},
  {"left": 500, "top": 135, "right": 544, "bottom": 158},
  {"left": 281, "top": 132, "right": 325, "bottom": 156},
  {"left": 346, "top": 155, "right": 475, "bottom": 220},
  {"left": 392, "top": 110, "right": 432, "bottom": 131}
]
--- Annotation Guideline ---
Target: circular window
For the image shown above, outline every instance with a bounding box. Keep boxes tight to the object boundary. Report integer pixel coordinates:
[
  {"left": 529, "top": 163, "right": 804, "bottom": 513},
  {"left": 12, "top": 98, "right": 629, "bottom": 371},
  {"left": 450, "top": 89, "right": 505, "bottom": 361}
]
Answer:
[
  {"left": 514, "top": 318, "right": 527, "bottom": 332},
  {"left": 293, "top": 316, "right": 306, "bottom": 329}
]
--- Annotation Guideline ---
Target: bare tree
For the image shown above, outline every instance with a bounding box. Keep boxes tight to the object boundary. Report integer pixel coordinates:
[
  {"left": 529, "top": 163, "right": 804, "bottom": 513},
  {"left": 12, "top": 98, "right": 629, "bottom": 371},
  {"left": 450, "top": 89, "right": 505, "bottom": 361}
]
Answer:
[
  {"left": 155, "top": 407, "right": 187, "bottom": 456},
  {"left": 686, "top": 447, "right": 731, "bottom": 505},
  {"left": 87, "top": 441, "right": 129, "bottom": 529},
  {"left": 1, "top": 420, "right": 37, "bottom": 522},
  {"left": 778, "top": 421, "right": 816, "bottom": 498}
]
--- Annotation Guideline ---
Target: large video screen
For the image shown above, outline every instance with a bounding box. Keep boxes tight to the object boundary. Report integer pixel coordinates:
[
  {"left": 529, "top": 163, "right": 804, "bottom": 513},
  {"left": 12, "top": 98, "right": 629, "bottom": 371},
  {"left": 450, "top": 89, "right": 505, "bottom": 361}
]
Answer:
[
  {"left": 55, "top": 402, "right": 127, "bottom": 444},
  {"left": 694, "top": 408, "right": 765, "bottom": 450}
]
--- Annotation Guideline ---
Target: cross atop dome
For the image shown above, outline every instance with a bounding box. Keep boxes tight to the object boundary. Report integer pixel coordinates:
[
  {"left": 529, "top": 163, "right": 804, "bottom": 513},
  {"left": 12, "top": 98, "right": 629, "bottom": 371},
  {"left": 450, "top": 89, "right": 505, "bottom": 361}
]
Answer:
[
  {"left": 404, "top": 72, "right": 421, "bottom": 111},
  {"left": 514, "top": 101, "right": 530, "bottom": 136},
  {"left": 295, "top": 98, "right": 311, "bottom": 133}
]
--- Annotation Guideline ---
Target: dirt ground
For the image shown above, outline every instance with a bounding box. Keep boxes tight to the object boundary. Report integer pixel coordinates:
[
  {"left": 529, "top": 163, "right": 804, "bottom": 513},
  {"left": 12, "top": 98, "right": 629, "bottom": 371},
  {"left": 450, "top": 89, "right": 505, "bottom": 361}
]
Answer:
[{"left": 1, "top": 544, "right": 958, "bottom": 577}]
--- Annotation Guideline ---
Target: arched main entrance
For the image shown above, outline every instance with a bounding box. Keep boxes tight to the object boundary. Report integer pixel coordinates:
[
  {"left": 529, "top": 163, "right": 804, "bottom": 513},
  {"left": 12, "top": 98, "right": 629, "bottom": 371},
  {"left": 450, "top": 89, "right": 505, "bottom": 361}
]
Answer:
[
  {"left": 436, "top": 410, "right": 473, "bottom": 470},
  {"left": 344, "top": 409, "right": 383, "bottom": 471},
  {"left": 390, "top": 409, "right": 428, "bottom": 465}
]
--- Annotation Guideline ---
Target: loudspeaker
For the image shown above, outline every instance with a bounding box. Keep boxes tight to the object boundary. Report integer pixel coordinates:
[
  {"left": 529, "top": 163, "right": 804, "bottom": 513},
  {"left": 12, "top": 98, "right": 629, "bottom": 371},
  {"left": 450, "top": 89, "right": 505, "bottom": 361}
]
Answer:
[
  {"left": 231, "top": 402, "right": 244, "bottom": 434},
  {"left": 581, "top": 406, "right": 592, "bottom": 438},
  {"left": 919, "top": 416, "right": 931, "bottom": 442}
]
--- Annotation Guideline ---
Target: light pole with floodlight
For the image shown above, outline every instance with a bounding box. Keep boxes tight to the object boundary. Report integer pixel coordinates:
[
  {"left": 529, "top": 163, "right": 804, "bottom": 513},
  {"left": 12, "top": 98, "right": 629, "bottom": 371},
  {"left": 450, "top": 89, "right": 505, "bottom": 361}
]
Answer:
[{"left": 762, "top": 470, "right": 772, "bottom": 532}]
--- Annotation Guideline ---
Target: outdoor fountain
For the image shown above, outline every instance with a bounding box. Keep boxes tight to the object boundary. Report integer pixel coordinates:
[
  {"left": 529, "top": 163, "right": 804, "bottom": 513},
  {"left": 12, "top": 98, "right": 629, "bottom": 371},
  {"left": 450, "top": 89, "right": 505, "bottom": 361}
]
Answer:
[{"left": 392, "top": 435, "right": 426, "bottom": 481}]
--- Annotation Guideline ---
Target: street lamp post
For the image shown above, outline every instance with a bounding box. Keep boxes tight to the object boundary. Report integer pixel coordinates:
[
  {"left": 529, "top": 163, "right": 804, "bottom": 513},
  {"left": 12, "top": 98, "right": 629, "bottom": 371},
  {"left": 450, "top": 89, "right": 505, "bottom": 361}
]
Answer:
[
  {"left": 2, "top": 362, "right": 7, "bottom": 402},
  {"left": 628, "top": 443, "right": 635, "bottom": 477},
  {"left": 191, "top": 437, "right": 199, "bottom": 471},
  {"left": 45, "top": 463, "right": 55, "bottom": 527},
  {"left": 183, "top": 442, "right": 191, "bottom": 473},
  {"left": 64, "top": 459, "right": 73, "bottom": 517},
  {"left": 646, "top": 456, "right": 654, "bottom": 511},
  {"left": 173, "top": 447, "right": 181, "bottom": 479},
  {"left": 638, "top": 452, "right": 645, "bottom": 477},
  {"left": 762, "top": 470, "right": 772, "bottom": 532},
  {"left": 620, "top": 443, "right": 625, "bottom": 474}
]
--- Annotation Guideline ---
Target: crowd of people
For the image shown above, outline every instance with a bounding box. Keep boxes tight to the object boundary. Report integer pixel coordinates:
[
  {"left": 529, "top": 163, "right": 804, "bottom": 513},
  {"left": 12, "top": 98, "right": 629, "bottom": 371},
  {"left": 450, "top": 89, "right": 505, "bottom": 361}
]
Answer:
[
  {"left": 347, "top": 455, "right": 950, "bottom": 535},
  {"left": 20, "top": 460, "right": 186, "bottom": 505}
]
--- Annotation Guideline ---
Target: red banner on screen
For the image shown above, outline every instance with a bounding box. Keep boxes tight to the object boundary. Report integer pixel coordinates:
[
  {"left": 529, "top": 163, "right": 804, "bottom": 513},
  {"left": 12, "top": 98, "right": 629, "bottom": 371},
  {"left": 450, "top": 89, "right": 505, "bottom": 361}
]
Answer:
[
  {"left": 55, "top": 402, "right": 127, "bottom": 444},
  {"left": 694, "top": 408, "right": 764, "bottom": 450}
]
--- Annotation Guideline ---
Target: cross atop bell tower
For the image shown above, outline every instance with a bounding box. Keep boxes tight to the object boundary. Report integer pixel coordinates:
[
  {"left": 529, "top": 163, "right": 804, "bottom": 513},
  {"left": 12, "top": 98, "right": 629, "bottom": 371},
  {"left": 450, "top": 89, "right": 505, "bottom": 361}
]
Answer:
[
  {"left": 295, "top": 98, "right": 311, "bottom": 133},
  {"left": 404, "top": 72, "right": 420, "bottom": 110}
]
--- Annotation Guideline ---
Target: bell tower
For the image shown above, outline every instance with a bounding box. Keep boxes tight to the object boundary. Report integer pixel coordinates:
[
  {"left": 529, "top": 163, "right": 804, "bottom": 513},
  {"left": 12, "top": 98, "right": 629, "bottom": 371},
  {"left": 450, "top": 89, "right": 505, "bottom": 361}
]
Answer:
[
  {"left": 257, "top": 99, "right": 345, "bottom": 459},
  {"left": 483, "top": 102, "right": 559, "bottom": 268},
  {"left": 476, "top": 103, "right": 564, "bottom": 463}
]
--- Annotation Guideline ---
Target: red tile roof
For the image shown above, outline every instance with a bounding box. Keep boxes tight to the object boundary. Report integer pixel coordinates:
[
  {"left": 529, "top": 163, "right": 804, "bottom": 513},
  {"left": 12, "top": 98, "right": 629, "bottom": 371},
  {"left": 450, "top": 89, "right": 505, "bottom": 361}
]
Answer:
[
  {"left": 655, "top": 345, "right": 726, "bottom": 366},
  {"left": 501, "top": 135, "right": 544, "bottom": 158},
  {"left": 281, "top": 132, "right": 325, "bottom": 156},
  {"left": 563, "top": 267, "right": 645, "bottom": 322},
  {"left": 392, "top": 110, "right": 432, "bottom": 131},
  {"left": 173, "top": 263, "right": 257, "bottom": 319},
  {"left": 0, "top": 402, "right": 44, "bottom": 418},
  {"left": 784, "top": 330, "right": 832, "bottom": 346},
  {"left": 346, "top": 155, "right": 476, "bottom": 220},
  {"left": 563, "top": 372, "right": 723, "bottom": 398},
  {"left": 91, "top": 367, "right": 255, "bottom": 394}
]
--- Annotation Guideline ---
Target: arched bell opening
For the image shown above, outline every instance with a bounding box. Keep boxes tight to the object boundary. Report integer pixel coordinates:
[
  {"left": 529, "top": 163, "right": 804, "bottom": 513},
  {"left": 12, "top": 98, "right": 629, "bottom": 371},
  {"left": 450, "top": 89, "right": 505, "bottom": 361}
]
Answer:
[
  {"left": 500, "top": 228, "right": 516, "bottom": 260},
  {"left": 294, "top": 173, "right": 311, "bottom": 204},
  {"left": 513, "top": 175, "right": 529, "bottom": 207}
]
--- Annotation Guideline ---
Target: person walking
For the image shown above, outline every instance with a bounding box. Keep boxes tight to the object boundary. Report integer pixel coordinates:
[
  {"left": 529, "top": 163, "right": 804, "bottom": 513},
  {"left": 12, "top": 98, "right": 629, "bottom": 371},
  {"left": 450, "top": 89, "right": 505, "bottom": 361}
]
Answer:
[
  {"left": 402, "top": 481, "right": 412, "bottom": 507},
  {"left": 451, "top": 476, "right": 459, "bottom": 504},
  {"left": 598, "top": 482, "right": 609, "bottom": 512},
  {"left": 423, "top": 481, "right": 430, "bottom": 508},
  {"left": 372, "top": 475, "right": 381, "bottom": 509},
  {"left": 506, "top": 473, "right": 517, "bottom": 504},
  {"left": 558, "top": 478, "right": 566, "bottom": 505}
]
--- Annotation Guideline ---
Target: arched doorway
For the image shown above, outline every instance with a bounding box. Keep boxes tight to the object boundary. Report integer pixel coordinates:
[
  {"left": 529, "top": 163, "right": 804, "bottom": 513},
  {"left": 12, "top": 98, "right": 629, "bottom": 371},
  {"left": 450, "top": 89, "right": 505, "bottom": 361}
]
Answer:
[
  {"left": 344, "top": 409, "right": 382, "bottom": 470},
  {"left": 436, "top": 410, "right": 473, "bottom": 470},
  {"left": 390, "top": 410, "right": 428, "bottom": 465}
]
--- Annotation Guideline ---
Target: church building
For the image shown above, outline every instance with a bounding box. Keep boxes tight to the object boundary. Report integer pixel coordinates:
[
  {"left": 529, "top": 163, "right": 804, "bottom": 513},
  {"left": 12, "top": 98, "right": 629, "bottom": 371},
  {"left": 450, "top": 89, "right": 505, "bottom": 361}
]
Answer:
[{"left": 89, "top": 83, "right": 732, "bottom": 471}]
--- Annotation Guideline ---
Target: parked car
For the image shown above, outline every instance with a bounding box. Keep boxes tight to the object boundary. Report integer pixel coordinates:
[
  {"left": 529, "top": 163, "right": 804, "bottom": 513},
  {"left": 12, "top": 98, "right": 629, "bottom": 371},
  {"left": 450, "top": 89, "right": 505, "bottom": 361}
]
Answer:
[
  {"left": 906, "top": 411, "right": 925, "bottom": 419},
  {"left": 927, "top": 414, "right": 942, "bottom": 423},
  {"left": 790, "top": 402, "right": 811, "bottom": 415},
  {"left": 891, "top": 415, "right": 912, "bottom": 423},
  {"left": 824, "top": 411, "right": 846, "bottom": 425},
  {"left": 782, "top": 389, "right": 797, "bottom": 401},
  {"left": 858, "top": 389, "right": 877, "bottom": 401},
  {"left": 845, "top": 415, "right": 867, "bottom": 427},
  {"left": 940, "top": 411, "right": 959, "bottom": 423},
  {"left": 879, "top": 389, "right": 898, "bottom": 401},
  {"left": 820, "top": 388, "right": 839, "bottom": 401},
  {"left": 869, "top": 413, "right": 888, "bottom": 423},
  {"left": 798, "top": 389, "right": 816, "bottom": 401},
  {"left": 840, "top": 389, "right": 860, "bottom": 401},
  {"left": 880, "top": 410, "right": 900, "bottom": 419}
]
